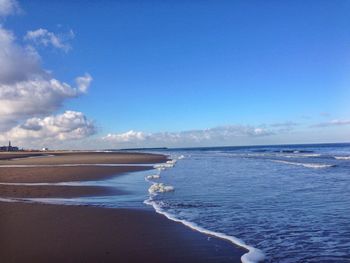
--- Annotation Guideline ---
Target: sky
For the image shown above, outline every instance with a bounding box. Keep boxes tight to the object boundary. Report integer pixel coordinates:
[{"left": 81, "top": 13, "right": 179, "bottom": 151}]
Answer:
[{"left": 0, "top": 0, "right": 350, "bottom": 149}]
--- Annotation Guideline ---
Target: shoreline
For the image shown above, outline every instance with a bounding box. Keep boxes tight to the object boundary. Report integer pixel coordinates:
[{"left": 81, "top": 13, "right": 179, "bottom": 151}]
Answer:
[{"left": 0, "top": 151, "right": 247, "bottom": 262}]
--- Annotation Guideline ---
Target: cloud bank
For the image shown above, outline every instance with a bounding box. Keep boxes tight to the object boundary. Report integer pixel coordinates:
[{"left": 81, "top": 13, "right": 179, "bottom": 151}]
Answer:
[{"left": 102, "top": 125, "right": 273, "bottom": 148}]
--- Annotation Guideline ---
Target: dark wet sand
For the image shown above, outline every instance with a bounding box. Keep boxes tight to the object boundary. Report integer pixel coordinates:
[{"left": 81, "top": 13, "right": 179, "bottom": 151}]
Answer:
[
  {"left": 0, "top": 151, "right": 168, "bottom": 165},
  {"left": 0, "top": 185, "right": 128, "bottom": 198},
  {"left": 0, "top": 152, "right": 160, "bottom": 198},
  {"left": 0, "top": 202, "right": 246, "bottom": 263},
  {"left": 0, "top": 166, "right": 152, "bottom": 183}
]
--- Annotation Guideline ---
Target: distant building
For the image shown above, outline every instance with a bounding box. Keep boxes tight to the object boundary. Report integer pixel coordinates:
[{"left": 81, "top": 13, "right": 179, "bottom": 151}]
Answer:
[
  {"left": 0, "top": 141, "right": 19, "bottom": 152},
  {"left": 42, "top": 147, "right": 49, "bottom": 151}
]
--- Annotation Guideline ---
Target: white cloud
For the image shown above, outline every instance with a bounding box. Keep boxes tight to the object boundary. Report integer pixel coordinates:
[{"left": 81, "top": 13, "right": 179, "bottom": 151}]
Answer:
[
  {"left": 102, "top": 125, "right": 273, "bottom": 147},
  {"left": 104, "top": 130, "right": 146, "bottom": 142},
  {"left": 0, "top": 0, "right": 20, "bottom": 17},
  {"left": 1, "top": 111, "right": 96, "bottom": 142},
  {"left": 0, "top": 26, "right": 43, "bottom": 84},
  {"left": 24, "top": 28, "right": 75, "bottom": 52},
  {"left": 0, "top": 25, "right": 92, "bottom": 132},
  {"left": 75, "top": 73, "right": 92, "bottom": 93}
]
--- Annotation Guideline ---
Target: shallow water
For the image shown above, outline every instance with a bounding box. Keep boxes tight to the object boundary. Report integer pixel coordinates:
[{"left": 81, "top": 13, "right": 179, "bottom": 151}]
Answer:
[{"left": 149, "top": 144, "right": 350, "bottom": 262}]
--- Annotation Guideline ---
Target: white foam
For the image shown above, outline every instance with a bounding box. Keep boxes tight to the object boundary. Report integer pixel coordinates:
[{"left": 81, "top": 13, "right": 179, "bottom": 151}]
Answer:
[
  {"left": 148, "top": 183, "right": 174, "bottom": 194},
  {"left": 334, "top": 156, "right": 350, "bottom": 160},
  {"left": 273, "top": 160, "right": 335, "bottom": 169},
  {"left": 154, "top": 163, "right": 175, "bottom": 169},
  {"left": 177, "top": 155, "right": 185, "bottom": 160},
  {"left": 152, "top": 158, "right": 178, "bottom": 170},
  {"left": 146, "top": 174, "right": 161, "bottom": 180},
  {"left": 144, "top": 198, "right": 265, "bottom": 263},
  {"left": 166, "top": 159, "right": 177, "bottom": 165}
]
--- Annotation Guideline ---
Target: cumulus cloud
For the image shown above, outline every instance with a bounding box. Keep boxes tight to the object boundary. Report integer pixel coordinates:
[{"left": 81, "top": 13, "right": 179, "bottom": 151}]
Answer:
[
  {"left": 0, "top": 74, "right": 92, "bottom": 129},
  {"left": 0, "top": 1, "right": 95, "bottom": 146},
  {"left": 0, "top": 111, "right": 96, "bottom": 142},
  {"left": 311, "top": 119, "right": 350, "bottom": 128},
  {"left": 0, "top": 24, "right": 92, "bottom": 132},
  {"left": 102, "top": 125, "right": 273, "bottom": 147},
  {"left": 0, "top": 0, "right": 20, "bottom": 17},
  {"left": 24, "top": 28, "right": 75, "bottom": 52}
]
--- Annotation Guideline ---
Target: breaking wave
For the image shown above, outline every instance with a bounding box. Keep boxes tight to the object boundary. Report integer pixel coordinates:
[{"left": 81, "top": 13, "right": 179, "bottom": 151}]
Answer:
[
  {"left": 334, "top": 156, "right": 350, "bottom": 160},
  {"left": 273, "top": 160, "right": 335, "bottom": 169},
  {"left": 144, "top": 198, "right": 265, "bottom": 263}
]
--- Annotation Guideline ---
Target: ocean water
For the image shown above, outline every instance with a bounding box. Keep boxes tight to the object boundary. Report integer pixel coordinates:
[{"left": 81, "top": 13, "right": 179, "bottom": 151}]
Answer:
[
  {"left": 146, "top": 143, "right": 350, "bottom": 263},
  {"left": 2, "top": 143, "right": 350, "bottom": 262}
]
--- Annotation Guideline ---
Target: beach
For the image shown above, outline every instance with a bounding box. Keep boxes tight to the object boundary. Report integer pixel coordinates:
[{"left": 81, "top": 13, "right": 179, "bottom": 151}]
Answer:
[{"left": 0, "top": 151, "right": 246, "bottom": 263}]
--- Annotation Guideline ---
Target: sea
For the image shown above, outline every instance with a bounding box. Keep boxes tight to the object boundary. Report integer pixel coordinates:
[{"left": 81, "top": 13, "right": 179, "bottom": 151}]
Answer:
[{"left": 3, "top": 143, "right": 350, "bottom": 263}]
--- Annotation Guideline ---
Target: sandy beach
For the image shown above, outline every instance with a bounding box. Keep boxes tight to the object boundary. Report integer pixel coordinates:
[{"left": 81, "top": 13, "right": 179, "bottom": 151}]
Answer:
[
  {"left": 0, "top": 202, "right": 245, "bottom": 263},
  {"left": 0, "top": 151, "right": 246, "bottom": 262}
]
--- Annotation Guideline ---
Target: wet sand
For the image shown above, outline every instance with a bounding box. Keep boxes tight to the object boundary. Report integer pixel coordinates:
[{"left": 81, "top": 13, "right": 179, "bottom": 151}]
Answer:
[
  {"left": 0, "top": 152, "right": 160, "bottom": 198},
  {"left": 0, "top": 185, "right": 127, "bottom": 198},
  {"left": 0, "top": 166, "right": 152, "bottom": 183},
  {"left": 0, "top": 202, "right": 246, "bottom": 263},
  {"left": 0, "top": 151, "right": 168, "bottom": 165}
]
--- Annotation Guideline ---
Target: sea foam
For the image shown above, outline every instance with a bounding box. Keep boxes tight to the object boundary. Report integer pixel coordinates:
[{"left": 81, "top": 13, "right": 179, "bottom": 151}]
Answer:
[
  {"left": 146, "top": 174, "right": 161, "bottom": 180},
  {"left": 148, "top": 183, "right": 175, "bottom": 194}
]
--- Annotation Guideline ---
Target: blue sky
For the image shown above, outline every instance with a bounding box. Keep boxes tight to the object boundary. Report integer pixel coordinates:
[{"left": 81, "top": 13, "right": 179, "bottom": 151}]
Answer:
[{"left": 1, "top": 0, "right": 350, "bottom": 148}]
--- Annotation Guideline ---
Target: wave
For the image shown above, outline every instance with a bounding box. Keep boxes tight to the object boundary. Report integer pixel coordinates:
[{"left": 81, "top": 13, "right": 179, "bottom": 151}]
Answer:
[
  {"left": 334, "top": 156, "right": 350, "bottom": 160},
  {"left": 273, "top": 150, "right": 314, "bottom": 154},
  {"left": 144, "top": 198, "right": 265, "bottom": 263},
  {"left": 273, "top": 160, "right": 335, "bottom": 169}
]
